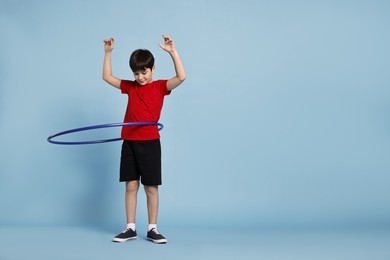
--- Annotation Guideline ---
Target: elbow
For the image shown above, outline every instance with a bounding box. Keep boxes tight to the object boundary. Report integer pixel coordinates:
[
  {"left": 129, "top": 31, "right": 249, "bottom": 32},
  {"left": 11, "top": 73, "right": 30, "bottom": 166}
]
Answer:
[
  {"left": 102, "top": 74, "right": 109, "bottom": 83},
  {"left": 179, "top": 73, "right": 186, "bottom": 83}
]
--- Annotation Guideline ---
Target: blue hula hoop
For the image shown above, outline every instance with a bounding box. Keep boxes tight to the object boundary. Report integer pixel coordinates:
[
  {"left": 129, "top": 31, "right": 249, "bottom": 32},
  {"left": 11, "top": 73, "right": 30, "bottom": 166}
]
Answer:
[{"left": 47, "top": 122, "right": 163, "bottom": 145}]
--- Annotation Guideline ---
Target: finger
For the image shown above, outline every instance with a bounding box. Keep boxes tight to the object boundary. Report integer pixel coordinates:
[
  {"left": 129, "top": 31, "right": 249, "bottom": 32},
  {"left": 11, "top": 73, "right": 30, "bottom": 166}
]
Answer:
[{"left": 103, "top": 38, "right": 114, "bottom": 45}]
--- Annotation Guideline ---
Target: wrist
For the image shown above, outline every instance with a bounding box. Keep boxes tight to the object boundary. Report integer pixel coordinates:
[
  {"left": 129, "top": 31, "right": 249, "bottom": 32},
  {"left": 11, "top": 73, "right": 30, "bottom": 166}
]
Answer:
[{"left": 168, "top": 49, "right": 178, "bottom": 55}]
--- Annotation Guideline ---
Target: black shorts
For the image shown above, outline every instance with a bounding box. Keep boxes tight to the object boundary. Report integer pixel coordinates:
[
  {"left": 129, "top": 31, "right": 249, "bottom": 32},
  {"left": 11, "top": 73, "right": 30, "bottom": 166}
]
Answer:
[{"left": 120, "top": 139, "right": 162, "bottom": 186}]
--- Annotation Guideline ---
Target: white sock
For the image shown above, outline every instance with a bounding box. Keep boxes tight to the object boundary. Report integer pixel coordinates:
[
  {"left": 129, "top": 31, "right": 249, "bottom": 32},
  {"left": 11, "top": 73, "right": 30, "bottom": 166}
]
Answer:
[
  {"left": 126, "top": 223, "right": 136, "bottom": 231},
  {"left": 148, "top": 224, "right": 157, "bottom": 232}
]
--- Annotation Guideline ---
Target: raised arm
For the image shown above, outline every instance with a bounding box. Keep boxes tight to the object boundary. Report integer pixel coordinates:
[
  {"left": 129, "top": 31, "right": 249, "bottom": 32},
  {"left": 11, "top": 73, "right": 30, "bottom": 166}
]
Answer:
[
  {"left": 159, "top": 35, "right": 186, "bottom": 91},
  {"left": 102, "top": 38, "right": 121, "bottom": 89}
]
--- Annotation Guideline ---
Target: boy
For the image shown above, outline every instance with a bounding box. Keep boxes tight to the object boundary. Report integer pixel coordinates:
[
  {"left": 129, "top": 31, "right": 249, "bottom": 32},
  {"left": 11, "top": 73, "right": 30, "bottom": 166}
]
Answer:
[{"left": 102, "top": 35, "right": 186, "bottom": 244}]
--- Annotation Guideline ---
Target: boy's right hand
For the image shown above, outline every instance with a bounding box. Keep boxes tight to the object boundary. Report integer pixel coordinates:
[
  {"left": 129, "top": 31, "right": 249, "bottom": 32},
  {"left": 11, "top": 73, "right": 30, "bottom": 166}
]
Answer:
[{"left": 103, "top": 38, "right": 115, "bottom": 52}]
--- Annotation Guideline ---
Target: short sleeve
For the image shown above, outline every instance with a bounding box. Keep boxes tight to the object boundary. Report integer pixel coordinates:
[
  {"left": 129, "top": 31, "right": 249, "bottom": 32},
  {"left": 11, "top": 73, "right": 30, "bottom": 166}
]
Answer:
[
  {"left": 159, "top": 80, "right": 170, "bottom": 96},
  {"left": 120, "top": 80, "right": 135, "bottom": 94}
]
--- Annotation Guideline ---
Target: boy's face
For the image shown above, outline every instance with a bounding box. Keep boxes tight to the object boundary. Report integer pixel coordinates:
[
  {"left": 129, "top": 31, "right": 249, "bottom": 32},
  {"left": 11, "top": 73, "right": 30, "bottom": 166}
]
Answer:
[{"left": 133, "top": 66, "right": 155, "bottom": 86}]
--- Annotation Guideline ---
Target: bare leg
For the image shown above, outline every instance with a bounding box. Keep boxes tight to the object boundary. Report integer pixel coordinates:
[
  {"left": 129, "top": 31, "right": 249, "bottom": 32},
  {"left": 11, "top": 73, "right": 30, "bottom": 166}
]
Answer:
[
  {"left": 144, "top": 185, "right": 159, "bottom": 224},
  {"left": 125, "top": 180, "right": 139, "bottom": 224}
]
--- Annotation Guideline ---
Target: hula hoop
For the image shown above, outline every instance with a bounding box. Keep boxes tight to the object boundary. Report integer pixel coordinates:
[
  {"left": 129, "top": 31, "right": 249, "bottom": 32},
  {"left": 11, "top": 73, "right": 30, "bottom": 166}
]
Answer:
[{"left": 47, "top": 122, "right": 163, "bottom": 145}]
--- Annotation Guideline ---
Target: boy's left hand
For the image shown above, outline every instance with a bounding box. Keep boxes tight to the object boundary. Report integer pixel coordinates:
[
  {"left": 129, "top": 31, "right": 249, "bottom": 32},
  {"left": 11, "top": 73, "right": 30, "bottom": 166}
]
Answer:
[{"left": 159, "top": 35, "right": 176, "bottom": 53}]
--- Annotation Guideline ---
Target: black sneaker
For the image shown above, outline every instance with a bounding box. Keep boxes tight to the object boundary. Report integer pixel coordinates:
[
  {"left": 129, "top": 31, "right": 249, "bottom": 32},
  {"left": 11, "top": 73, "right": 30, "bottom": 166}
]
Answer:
[
  {"left": 112, "top": 228, "right": 137, "bottom": 242},
  {"left": 147, "top": 228, "right": 167, "bottom": 244}
]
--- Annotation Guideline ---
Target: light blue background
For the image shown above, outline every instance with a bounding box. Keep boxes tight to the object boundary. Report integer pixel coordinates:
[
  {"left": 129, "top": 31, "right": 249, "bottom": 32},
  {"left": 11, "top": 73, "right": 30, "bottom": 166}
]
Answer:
[{"left": 1, "top": 0, "right": 389, "bottom": 232}]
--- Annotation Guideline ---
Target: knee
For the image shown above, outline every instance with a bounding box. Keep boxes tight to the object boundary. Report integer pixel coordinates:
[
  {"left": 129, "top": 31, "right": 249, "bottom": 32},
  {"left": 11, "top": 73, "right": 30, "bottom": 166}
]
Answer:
[
  {"left": 144, "top": 185, "right": 158, "bottom": 197},
  {"left": 126, "top": 181, "right": 139, "bottom": 193}
]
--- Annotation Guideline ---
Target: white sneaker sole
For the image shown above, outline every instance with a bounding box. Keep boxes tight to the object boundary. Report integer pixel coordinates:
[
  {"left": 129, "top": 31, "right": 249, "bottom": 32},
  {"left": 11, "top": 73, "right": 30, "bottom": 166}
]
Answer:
[
  {"left": 112, "top": 236, "right": 137, "bottom": 243},
  {"left": 147, "top": 237, "right": 167, "bottom": 244}
]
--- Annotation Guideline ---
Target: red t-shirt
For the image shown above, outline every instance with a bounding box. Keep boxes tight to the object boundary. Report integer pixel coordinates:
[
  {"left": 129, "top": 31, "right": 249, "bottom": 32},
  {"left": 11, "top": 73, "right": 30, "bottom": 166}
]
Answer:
[{"left": 120, "top": 79, "right": 170, "bottom": 141}]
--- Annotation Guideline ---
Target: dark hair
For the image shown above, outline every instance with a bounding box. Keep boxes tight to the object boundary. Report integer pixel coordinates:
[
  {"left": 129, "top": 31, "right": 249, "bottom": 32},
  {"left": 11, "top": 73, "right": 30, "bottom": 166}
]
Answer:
[{"left": 129, "top": 49, "right": 155, "bottom": 72}]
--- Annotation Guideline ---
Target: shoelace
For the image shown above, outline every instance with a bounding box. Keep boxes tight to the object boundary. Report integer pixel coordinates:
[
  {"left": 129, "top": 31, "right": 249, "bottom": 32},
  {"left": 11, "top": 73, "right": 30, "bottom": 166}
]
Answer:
[
  {"left": 150, "top": 228, "right": 160, "bottom": 234},
  {"left": 122, "top": 228, "right": 134, "bottom": 233}
]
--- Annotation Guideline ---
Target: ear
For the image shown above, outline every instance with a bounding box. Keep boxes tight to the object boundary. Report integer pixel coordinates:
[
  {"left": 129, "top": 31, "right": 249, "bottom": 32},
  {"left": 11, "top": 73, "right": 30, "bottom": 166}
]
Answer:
[{"left": 152, "top": 65, "right": 156, "bottom": 73}]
